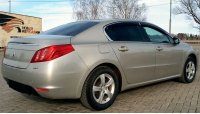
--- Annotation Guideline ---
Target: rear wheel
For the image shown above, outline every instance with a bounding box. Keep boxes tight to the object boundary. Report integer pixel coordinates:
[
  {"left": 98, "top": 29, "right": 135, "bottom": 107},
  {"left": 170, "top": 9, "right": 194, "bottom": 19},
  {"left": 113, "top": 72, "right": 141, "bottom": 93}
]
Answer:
[
  {"left": 179, "top": 57, "right": 196, "bottom": 83},
  {"left": 80, "top": 66, "right": 119, "bottom": 110}
]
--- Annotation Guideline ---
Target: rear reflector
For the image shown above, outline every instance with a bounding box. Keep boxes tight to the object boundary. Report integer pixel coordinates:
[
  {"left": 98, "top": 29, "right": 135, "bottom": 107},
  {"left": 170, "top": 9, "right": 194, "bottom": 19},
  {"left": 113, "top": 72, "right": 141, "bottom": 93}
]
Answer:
[
  {"left": 31, "top": 44, "right": 74, "bottom": 63},
  {"left": 36, "top": 88, "right": 49, "bottom": 93}
]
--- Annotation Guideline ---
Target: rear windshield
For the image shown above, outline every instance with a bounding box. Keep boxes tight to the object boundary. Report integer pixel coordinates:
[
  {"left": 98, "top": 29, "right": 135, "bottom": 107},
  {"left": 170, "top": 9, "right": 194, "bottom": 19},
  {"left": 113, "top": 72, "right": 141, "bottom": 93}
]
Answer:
[{"left": 41, "top": 21, "right": 99, "bottom": 36}]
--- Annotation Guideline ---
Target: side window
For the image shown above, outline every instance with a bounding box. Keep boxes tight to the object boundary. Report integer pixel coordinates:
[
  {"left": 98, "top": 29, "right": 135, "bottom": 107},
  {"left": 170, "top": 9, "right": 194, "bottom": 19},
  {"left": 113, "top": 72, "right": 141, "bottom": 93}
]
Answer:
[
  {"left": 143, "top": 27, "right": 170, "bottom": 43},
  {"left": 105, "top": 23, "right": 145, "bottom": 41}
]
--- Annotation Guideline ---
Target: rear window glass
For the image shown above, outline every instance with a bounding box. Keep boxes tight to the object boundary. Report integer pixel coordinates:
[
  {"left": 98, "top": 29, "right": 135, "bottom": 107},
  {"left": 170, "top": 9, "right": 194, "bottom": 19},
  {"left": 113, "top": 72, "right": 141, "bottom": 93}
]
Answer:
[
  {"left": 105, "top": 23, "right": 145, "bottom": 41},
  {"left": 41, "top": 21, "right": 99, "bottom": 36}
]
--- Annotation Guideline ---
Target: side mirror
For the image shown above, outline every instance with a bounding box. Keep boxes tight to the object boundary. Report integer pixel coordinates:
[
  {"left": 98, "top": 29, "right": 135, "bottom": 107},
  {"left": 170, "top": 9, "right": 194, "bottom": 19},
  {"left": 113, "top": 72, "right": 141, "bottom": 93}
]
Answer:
[{"left": 173, "top": 37, "right": 180, "bottom": 45}]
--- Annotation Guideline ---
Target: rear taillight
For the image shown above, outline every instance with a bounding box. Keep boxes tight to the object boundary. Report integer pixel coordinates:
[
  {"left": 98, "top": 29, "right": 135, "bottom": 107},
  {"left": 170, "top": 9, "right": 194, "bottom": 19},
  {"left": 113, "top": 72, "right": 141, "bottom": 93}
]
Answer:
[
  {"left": 31, "top": 44, "right": 74, "bottom": 63},
  {"left": 3, "top": 47, "right": 6, "bottom": 58}
]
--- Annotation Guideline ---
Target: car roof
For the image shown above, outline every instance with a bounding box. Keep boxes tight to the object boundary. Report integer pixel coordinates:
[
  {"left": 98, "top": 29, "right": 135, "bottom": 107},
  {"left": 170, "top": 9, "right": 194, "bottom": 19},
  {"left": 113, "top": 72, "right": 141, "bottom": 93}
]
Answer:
[
  {"left": 81, "top": 19, "right": 171, "bottom": 37},
  {"left": 76, "top": 19, "right": 156, "bottom": 26},
  {"left": 73, "top": 19, "right": 170, "bottom": 33},
  {"left": 76, "top": 19, "right": 141, "bottom": 23}
]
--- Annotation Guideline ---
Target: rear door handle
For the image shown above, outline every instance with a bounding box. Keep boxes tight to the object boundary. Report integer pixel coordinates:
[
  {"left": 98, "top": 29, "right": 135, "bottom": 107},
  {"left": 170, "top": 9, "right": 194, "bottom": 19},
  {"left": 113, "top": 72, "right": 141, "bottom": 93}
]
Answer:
[
  {"left": 156, "top": 46, "right": 163, "bottom": 51},
  {"left": 118, "top": 46, "right": 128, "bottom": 52}
]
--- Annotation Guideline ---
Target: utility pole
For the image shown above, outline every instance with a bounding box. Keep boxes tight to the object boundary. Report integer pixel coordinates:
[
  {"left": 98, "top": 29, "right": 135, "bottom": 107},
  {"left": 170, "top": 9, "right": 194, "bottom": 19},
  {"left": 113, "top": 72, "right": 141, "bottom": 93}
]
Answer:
[
  {"left": 169, "top": 0, "right": 172, "bottom": 34},
  {"left": 9, "top": 0, "right": 11, "bottom": 13}
]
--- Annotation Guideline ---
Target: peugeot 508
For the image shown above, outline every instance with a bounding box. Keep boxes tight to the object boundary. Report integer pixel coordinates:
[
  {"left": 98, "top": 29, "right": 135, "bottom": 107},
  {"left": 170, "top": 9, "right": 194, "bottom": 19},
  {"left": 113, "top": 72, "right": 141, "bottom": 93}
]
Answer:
[{"left": 1, "top": 20, "right": 199, "bottom": 110}]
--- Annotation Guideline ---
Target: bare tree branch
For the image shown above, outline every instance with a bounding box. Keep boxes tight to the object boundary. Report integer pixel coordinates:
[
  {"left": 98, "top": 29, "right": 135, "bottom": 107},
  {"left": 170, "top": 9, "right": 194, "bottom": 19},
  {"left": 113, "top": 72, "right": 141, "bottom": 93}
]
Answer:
[
  {"left": 73, "top": 0, "right": 146, "bottom": 21},
  {"left": 106, "top": 0, "right": 146, "bottom": 20},
  {"left": 73, "top": 0, "right": 105, "bottom": 20},
  {"left": 175, "top": 0, "right": 200, "bottom": 25}
]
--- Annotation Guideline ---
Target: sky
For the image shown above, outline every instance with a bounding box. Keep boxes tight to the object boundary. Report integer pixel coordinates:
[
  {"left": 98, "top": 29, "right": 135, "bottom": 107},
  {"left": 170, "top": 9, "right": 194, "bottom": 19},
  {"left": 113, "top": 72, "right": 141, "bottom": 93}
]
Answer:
[{"left": 0, "top": 0, "right": 199, "bottom": 34}]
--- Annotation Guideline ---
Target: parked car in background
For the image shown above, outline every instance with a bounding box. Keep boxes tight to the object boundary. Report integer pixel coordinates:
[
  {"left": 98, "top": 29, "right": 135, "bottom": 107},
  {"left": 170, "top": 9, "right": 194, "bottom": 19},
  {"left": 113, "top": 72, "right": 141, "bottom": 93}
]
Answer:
[{"left": 1, "top": 20, "right": 199, "bottom": 110}]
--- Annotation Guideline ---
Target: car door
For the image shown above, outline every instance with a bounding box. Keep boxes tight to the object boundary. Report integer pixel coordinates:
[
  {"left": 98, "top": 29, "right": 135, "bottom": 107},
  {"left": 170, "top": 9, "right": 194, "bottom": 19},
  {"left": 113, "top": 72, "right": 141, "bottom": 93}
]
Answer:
[
  {"left": 105, "top": 22, "right": 156, "bottom": 84},
  {"left": 141, "top": 25, "right": 183, "bottom": 79}
]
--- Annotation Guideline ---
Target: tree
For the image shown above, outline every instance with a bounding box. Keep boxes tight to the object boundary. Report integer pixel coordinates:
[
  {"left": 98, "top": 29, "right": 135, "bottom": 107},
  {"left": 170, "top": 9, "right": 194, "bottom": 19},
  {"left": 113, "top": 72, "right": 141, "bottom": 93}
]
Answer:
[
  {"left": 175, "top": 0, "right": 200, "bottom": 28},
  {"left": 73, "top": 0, "right": 105, "bottom": 20},
  {"left": 73, "top": 0, "right": 147, "bottom": 21},
  {"left": 106, "top": 0, "right": 146, "bottom": 20}
]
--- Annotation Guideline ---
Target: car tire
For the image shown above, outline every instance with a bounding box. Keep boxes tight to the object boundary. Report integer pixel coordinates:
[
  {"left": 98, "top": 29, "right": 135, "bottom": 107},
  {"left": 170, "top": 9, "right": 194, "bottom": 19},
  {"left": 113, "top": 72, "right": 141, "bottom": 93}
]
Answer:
[
  {"left": 80, "top": 66, "right": 119, "bottom": 110},
  {"left": 179, "top": 57, "right": 196, "bottom": 83}
]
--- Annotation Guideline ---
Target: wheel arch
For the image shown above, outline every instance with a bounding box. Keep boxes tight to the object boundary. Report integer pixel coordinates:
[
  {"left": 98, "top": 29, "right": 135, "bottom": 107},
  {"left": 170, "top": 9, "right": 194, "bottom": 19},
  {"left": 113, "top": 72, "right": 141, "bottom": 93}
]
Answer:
[
  {"left": 188, "top": 53, "right": 197, "bottom": 66},
  {"left": 179, "top": 53, "right": 198, "bottom": 83},
  {"left": 95, "top": 63, "right": 122, "bottom": 92},
  {"left": 181, "top": 53, "right": 198, "bottom": 75},
  {"left": 76, "top": 61, "right": 124, "bottom": 98}
]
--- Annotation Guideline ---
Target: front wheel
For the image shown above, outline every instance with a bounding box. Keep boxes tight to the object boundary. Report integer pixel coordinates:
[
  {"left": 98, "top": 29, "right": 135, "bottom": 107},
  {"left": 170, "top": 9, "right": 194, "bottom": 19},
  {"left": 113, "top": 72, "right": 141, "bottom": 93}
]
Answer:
[
  {"left": 80, "top": 66, "right": 119, "bottom": 110},
  {"left": 179, "top": 57, "right": 196, "bottom": 83}
]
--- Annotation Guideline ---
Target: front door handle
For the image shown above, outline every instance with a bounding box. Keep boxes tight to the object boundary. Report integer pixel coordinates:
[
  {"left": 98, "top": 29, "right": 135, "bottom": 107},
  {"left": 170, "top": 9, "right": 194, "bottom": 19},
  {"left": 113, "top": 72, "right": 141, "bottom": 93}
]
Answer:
[
  {"left": 156, "top": 46, "right": 163, "bottom": 51},
  {"left": 118, "top": 46, "right": 128, "bottom": 52}
]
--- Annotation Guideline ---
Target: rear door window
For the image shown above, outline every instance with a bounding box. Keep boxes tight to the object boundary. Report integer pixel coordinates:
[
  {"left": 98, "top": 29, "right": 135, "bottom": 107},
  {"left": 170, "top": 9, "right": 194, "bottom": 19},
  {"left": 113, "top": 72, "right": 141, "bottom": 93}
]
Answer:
[
  {"left": 41, "top": 21, "right": 99, "bottom": 36},
  {"left": 105, "top": 23, "right": 146, "bottom": 42}
]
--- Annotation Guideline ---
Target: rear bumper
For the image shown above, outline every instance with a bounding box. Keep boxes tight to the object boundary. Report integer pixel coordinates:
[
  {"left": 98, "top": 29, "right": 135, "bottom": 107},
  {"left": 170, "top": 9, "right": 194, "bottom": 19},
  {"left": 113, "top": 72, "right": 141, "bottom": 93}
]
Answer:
[
  {"left": 1, "top": 52, "right": 88, "bottom": 99},
  {"left": 4, "top": 78, "right": 39, "bottom": 96}
]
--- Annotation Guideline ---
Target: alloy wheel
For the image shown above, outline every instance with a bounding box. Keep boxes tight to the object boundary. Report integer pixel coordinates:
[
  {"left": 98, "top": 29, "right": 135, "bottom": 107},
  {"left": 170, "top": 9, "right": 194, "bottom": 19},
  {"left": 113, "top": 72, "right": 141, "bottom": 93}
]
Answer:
[
  {"left": 186, "top": 61, "right": 196, "bottom": 80},
  {"left": 92, "top": 73, "right": 115, "bottom": 104}
]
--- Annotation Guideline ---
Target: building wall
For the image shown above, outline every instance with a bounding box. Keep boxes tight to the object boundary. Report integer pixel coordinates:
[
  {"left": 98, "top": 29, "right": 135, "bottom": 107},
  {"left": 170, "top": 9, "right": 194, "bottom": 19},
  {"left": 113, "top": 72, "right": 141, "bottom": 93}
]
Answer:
[{"left": 0, "top": 11, "right": 42, "bottom": 47}]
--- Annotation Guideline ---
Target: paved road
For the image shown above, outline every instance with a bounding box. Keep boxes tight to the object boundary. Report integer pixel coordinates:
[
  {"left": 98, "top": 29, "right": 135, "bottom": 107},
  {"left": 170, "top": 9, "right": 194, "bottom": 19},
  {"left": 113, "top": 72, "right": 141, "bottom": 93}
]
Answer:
[{"left": 1, "top": 52, "right": 200, "bottom": 113}]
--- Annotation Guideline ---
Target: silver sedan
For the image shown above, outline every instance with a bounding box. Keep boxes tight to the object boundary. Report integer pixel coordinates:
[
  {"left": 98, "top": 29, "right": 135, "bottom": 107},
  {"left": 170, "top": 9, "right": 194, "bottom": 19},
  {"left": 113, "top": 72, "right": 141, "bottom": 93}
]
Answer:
[{"left": 1, "top": 20, "right": 199, "bottom": 110}]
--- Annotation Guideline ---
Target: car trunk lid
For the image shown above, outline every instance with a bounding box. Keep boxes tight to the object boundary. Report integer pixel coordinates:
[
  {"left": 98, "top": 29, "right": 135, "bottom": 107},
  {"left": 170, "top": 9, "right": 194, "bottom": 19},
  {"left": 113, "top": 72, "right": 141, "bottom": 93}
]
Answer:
[{"left": 3, "top": 35, "right": 72, "bottom": 69}]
